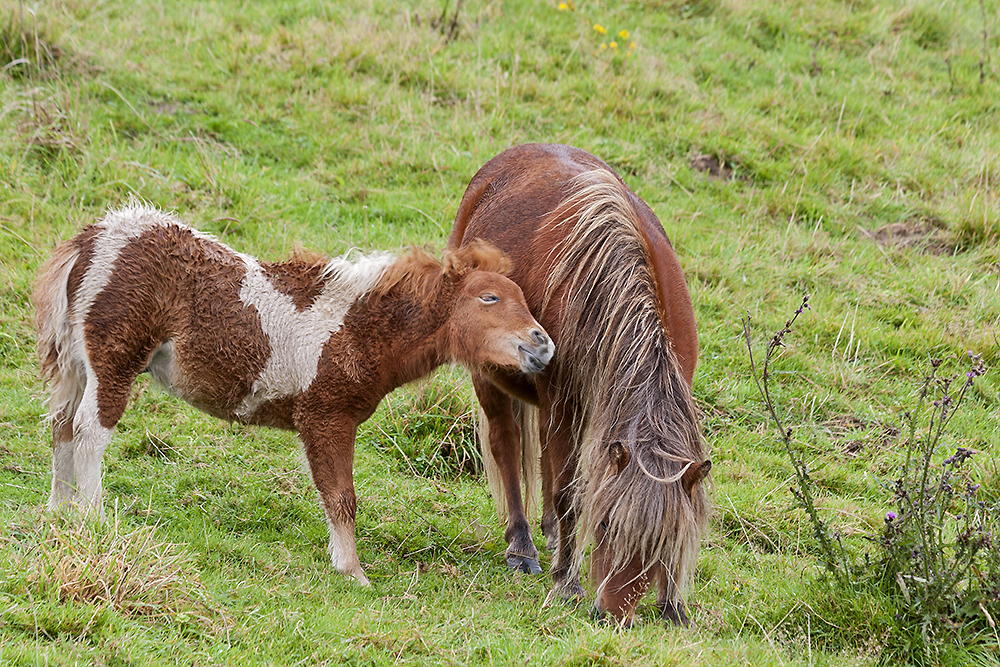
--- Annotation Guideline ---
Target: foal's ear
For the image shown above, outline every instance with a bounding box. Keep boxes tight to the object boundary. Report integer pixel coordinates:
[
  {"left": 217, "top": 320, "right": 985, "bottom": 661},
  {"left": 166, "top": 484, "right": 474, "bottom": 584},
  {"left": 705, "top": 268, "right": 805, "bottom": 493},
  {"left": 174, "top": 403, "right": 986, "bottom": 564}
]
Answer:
[
  {"left": 444, "top": 239, "right": 510, "bottom": 279},
  {"left": 681, "top": 460, "right": 712, "bottom": 497},
  {"left": 609, "top": 442, "right": 631, "bottom": 475}
]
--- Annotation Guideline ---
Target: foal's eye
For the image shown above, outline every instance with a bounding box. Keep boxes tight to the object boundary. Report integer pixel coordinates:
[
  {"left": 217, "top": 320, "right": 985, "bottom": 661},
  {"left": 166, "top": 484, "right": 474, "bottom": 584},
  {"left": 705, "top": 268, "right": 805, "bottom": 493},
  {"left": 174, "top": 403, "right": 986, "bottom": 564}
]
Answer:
[{"left": 479, "top": 294, "right": 500, "bottom": 304}]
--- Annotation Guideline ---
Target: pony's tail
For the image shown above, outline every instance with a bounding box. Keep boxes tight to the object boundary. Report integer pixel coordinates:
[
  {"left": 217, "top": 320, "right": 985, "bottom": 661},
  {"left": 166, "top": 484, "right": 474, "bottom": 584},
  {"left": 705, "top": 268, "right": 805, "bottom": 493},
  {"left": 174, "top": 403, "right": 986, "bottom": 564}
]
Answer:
[
  {"left": 31, "top": 239, "right": 85, "bottom": 421},
  {"left": 478, "top": 401, "right": 541, "bottom": 523}
]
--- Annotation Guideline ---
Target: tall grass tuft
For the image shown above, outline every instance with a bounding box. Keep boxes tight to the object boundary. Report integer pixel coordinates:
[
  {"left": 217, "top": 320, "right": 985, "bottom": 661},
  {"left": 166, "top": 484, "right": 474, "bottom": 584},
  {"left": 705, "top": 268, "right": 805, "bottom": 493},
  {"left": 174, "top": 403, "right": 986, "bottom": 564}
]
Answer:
[
  {"left": 746, "top": 297, "right": 1000, "bottom": 665},
  {"left": 366, "top": 368, "right": 482, "bottom": 479},
  {"left": 0, "top": 2, "right": 63, "bottom": 79},
  {"left": 3, "top": 506, "right": 223, "bottom": 632}
]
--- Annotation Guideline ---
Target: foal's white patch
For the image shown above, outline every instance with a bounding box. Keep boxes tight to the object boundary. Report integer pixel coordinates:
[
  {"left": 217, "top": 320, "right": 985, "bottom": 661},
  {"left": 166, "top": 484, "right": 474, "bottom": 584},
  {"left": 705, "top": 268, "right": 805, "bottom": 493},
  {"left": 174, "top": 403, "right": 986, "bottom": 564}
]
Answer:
[
  {"left": 327, "top": 518, "right": 369, "bottom": 584},
  {"left": 235, "top": 252, "right": 394, "bottom": 418}
]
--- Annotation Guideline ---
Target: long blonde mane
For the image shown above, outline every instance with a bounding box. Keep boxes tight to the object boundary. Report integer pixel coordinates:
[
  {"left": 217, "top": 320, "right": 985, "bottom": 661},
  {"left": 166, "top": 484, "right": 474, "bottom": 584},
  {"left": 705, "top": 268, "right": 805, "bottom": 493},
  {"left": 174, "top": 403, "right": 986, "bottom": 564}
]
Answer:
[{"left": 541, "top": 169, "right": 708, "bottom": 598}]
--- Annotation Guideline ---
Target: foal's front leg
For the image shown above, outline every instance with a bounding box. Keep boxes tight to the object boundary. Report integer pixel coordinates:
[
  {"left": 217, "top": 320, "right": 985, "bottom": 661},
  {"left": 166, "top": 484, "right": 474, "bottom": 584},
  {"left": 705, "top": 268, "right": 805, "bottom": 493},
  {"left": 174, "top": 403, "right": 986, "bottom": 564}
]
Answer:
[{"left": 297, "top": 412, "right": 369, "bottom": 585}]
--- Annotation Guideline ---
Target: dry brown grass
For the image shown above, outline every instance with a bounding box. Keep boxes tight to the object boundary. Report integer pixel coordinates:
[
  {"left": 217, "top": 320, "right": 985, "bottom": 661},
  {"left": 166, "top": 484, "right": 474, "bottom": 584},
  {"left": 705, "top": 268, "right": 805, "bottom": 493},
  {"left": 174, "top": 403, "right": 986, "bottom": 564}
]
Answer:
[{"left": 13, "top": 507, "right": 224, "bottom": 628}]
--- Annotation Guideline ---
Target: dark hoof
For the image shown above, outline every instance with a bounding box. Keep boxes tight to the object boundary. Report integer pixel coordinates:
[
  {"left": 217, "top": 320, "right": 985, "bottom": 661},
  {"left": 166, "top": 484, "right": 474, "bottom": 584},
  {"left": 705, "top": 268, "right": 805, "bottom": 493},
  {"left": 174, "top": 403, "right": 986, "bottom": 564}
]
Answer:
[
  {"left": 591, "top": 603, "right": 635, "bottom": 629},
  {"left": 506, "top": 554, "right": 542, "bottom": 574},
  {"left": 544, "top": 579, "right": 586, "bottom": 608},
  {"left": 660, "top": 600, "right": 690, "bottom": 627}
]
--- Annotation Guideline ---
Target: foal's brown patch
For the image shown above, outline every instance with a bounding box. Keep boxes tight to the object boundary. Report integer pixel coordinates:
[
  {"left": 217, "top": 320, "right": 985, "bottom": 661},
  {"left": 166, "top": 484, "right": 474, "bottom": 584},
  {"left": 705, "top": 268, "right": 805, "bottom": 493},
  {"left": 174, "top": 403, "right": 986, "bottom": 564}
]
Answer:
[
  {"left": 86, "top": 224, "right": 269, "bottom": 426},
  {"left": 263, "top": 261, "right": 326, "bottom": 311}
]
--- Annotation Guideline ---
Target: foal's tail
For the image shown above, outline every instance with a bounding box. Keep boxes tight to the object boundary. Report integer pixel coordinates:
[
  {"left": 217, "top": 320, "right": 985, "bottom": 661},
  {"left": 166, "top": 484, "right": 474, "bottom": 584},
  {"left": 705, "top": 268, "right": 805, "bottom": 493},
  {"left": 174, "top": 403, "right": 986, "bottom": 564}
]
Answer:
[
  {"left": 478, "top": 401, "right": 541, "bottom": 523},
  {"left": 31, "top": 239, "right": 86, "bottom": 425}
]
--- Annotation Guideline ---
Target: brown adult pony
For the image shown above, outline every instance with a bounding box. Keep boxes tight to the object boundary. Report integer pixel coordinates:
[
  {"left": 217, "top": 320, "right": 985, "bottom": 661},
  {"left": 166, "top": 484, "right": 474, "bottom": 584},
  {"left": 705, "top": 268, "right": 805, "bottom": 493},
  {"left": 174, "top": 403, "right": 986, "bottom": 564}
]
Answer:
[
  {"left": 33, "top": 202, "right": 553, "bottom": 585},
  {"left": 448, "top": 144, "right": 710, "bottom": 626}
]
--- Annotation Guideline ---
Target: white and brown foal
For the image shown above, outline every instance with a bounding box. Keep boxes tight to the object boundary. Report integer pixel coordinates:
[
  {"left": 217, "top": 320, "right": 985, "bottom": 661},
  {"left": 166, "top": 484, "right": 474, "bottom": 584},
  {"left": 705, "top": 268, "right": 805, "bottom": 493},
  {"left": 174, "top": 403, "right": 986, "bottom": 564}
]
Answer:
[{"left": 32, "top": 202, "right": 553, "bottom": 584}]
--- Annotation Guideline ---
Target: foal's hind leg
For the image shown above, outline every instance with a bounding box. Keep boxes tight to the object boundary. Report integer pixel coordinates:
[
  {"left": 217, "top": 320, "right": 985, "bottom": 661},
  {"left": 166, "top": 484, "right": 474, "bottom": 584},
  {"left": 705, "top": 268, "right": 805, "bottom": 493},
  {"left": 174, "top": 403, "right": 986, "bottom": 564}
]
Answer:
[
  {"left": 473, "top": 375, "right": 541, "bottom": 574},
  {"left": 70, "top": 371, "right": 124, "bottom": 518},
  {"left": 46, "top": 366, "right": 86, "bottom": 509}
]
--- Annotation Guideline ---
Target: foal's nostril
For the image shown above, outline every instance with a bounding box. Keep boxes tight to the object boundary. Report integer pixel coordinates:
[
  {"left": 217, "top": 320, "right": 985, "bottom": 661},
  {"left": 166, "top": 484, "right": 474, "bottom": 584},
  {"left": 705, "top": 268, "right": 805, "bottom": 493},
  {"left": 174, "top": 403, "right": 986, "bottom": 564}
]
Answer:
[{"left": 530, "top": 328, "right": 548, "bottom": 346}]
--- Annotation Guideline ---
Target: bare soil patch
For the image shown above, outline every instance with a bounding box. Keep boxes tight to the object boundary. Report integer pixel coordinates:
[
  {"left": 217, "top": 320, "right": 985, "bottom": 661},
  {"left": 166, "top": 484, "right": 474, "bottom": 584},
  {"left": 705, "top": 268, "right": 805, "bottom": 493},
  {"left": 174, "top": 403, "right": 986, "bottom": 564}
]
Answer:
[
  {"left": 690, "top": 154, "right": 736, "bottom": 181},
  {"left": 863, "top": 219, "right": 953, "bottom": 255}
]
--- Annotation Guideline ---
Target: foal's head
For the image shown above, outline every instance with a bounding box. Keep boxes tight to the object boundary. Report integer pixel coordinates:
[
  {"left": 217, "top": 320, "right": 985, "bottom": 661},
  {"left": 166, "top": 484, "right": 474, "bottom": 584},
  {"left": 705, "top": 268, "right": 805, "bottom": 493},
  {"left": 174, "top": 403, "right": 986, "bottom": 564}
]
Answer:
[
  {"left": 373, "top": 240, "right": 553, "bottom": 376},
  {"left": 444, "top": 241, "right": 553, "bottom": 375}
]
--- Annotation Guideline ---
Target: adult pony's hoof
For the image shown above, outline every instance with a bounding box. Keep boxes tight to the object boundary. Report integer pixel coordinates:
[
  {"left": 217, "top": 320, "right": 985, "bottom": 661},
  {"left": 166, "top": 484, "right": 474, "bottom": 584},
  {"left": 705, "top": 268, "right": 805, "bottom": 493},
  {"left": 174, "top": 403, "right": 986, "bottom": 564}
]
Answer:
[
  {"left": 543, "top": 579, "right": 586, "bottom": 608},
  {"left": 506, "top": 554, "right": 542, "bottom": 574},
  {"left": 660, "top": 600, "right": 690, "bottom": 627},
  {"left": 591, "top": 603, "right": 635, "bottom": 629}
]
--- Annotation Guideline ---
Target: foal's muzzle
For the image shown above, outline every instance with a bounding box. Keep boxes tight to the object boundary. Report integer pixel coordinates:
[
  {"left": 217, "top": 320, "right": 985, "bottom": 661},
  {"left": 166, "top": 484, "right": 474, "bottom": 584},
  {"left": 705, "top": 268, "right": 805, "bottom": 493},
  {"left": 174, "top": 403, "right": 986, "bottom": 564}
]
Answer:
[{"left": 518, "top": 328, "right": 554, "bottom": 374}]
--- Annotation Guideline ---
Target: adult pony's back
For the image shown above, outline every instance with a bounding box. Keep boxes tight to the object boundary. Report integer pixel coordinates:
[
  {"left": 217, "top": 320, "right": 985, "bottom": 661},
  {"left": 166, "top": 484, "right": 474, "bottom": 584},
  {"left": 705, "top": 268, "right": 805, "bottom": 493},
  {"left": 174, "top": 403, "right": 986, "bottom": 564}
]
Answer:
[{"left": 448, "top": 143, "right": 710, "bottom": 626}]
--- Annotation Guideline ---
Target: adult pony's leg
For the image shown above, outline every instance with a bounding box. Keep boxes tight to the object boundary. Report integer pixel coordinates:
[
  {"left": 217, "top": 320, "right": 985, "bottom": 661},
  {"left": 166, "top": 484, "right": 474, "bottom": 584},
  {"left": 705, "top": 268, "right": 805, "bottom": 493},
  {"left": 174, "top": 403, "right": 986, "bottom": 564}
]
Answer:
[
  {"left": 540, "top": 398, "right": 586, "bottom": 604},
  {"left": 655, "top": 563, "right": 690, "bottom": 627},
  {"left": 472, "top": 374, "right": 541, "bottom": 574},
  {"left": 540, "top": 440, "right": 558, "bottom": 552},
  {"left": 297, "top": 412, "right": 369, "bottom": 584}
]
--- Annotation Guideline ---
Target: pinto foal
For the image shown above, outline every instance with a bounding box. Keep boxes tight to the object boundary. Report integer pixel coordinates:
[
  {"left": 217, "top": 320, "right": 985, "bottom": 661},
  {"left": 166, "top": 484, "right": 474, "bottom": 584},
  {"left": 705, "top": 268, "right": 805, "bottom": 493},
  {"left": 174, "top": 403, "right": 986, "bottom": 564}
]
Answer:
[{"left": 33, "top": 203, "right": 553, "bottom": 584}]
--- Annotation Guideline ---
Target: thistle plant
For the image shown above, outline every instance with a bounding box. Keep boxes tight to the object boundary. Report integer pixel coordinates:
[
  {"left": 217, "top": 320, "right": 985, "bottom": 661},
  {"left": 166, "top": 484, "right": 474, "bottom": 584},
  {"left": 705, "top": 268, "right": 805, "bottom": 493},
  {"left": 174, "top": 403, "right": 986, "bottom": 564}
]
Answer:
[
  {"left": 745, "top": 297, "right": 1000, "bottom": 661},
  {"left": 878, "top": 353, "right": 999, "bottom": 645},
  {"left": 743, "top": 295, "right": 853, "bottom": 586}
]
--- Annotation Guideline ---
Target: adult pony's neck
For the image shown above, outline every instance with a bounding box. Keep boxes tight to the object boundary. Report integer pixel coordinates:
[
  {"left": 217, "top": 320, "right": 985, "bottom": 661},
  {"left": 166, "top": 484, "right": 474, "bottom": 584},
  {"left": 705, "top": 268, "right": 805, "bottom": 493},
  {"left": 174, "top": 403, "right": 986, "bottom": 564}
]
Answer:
[{"left": 540, "top": 169, "right": 708, "bottom": 588}]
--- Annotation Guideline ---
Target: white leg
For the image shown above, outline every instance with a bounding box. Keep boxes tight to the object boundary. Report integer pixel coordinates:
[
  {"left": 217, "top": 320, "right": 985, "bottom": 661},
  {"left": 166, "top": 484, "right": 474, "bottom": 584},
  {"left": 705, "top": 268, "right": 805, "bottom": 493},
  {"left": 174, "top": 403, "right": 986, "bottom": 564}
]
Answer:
[
  {"left": 49, "top": 435, "right": 76, "bottom": 509},
  {"left": 47, "top": 372, "right": 85, "bottom": 510},
  {"left": 71, "top": 382, "right": 114, "bottom": 519},
  {"left": 328, "top": 520, "right": 369, "bottom": 585}
]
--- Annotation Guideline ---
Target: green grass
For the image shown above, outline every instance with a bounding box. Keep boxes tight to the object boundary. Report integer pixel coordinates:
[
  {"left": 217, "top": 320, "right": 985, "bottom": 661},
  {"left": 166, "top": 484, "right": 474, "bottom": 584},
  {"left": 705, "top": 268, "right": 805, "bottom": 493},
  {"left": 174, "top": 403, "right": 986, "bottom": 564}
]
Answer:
[{"left": 2, "top": 0, "right": 999, "bottom": 664}]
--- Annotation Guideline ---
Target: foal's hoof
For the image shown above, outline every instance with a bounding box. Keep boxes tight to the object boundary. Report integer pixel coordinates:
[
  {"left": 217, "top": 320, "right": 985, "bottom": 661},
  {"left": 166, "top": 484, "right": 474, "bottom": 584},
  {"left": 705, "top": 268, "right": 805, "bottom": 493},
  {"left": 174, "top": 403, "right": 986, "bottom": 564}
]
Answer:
[{"left": 506, "top": 554, "right": 542, "bottom": 574}]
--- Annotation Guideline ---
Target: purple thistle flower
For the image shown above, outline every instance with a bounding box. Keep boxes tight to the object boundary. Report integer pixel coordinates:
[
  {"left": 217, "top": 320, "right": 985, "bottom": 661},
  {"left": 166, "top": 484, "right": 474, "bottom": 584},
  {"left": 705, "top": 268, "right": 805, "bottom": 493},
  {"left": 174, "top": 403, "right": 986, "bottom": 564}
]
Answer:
[{"left": 885, "top": 511, "right": 897, "bottom": 522}]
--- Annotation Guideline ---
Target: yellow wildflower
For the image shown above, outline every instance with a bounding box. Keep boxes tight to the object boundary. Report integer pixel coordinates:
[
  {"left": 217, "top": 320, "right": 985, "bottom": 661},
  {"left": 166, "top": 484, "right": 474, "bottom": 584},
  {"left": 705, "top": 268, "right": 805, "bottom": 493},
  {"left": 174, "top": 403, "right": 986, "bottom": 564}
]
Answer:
[
  {"left": 610, "top": 41, "right": 618, "bottom": 51},
  {"left": 630, "top": 41, "right": 637, "bottom": 50},
  {"left": 558, "top": 2, "right": 568, "bottom": 9},
  {"left": 619, "top": 29, "right": 630, "bottom": 40},
  {"left": 593, "top": 24, "right": 606, "bottom": 34}
]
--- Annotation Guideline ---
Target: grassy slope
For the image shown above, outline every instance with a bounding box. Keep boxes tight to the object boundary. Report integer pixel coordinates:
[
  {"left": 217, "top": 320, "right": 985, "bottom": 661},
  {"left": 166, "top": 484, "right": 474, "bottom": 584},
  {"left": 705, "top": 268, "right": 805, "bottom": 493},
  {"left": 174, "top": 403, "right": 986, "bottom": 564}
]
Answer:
[{"left": 1, "top": 0, "right": 998, "bottom": 664}]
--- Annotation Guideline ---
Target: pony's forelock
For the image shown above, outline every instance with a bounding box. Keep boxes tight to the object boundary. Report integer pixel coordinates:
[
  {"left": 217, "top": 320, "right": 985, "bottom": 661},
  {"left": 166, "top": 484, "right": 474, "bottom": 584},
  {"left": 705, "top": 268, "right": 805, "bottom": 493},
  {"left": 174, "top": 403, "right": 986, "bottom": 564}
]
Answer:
[
  {"left": 369, "top": 241, "right": 510, "bottom": 306},
  {"left": 443, "top": 238, "right": 510, "bottom": 277}
]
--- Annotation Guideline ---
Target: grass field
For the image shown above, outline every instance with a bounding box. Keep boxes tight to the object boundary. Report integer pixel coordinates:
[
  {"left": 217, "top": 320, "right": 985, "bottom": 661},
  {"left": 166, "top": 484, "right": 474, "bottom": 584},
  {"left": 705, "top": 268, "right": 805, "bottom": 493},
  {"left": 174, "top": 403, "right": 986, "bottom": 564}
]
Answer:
[{"left": 2, "top": 0, "right": 999, "bottom": 664}]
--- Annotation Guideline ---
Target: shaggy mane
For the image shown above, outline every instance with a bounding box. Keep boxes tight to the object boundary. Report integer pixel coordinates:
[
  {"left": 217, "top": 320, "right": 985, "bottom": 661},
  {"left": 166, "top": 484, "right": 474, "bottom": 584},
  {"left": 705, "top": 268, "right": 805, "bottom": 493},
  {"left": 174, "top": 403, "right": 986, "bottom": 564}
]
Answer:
[{"left": 540, "top": 169, "right": 708, "bottom": 600}]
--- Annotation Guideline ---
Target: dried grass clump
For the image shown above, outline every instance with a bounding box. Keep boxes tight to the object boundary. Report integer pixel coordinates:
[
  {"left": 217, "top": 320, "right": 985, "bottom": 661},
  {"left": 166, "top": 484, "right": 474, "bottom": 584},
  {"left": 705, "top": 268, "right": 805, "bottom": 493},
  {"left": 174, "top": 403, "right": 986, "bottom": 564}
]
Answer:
[
  {"left": 8, "top": 92, "right": 87, "bottom": 154},
  {"left": 21, "top": 510, "right": 221, "bottom": 628}
]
